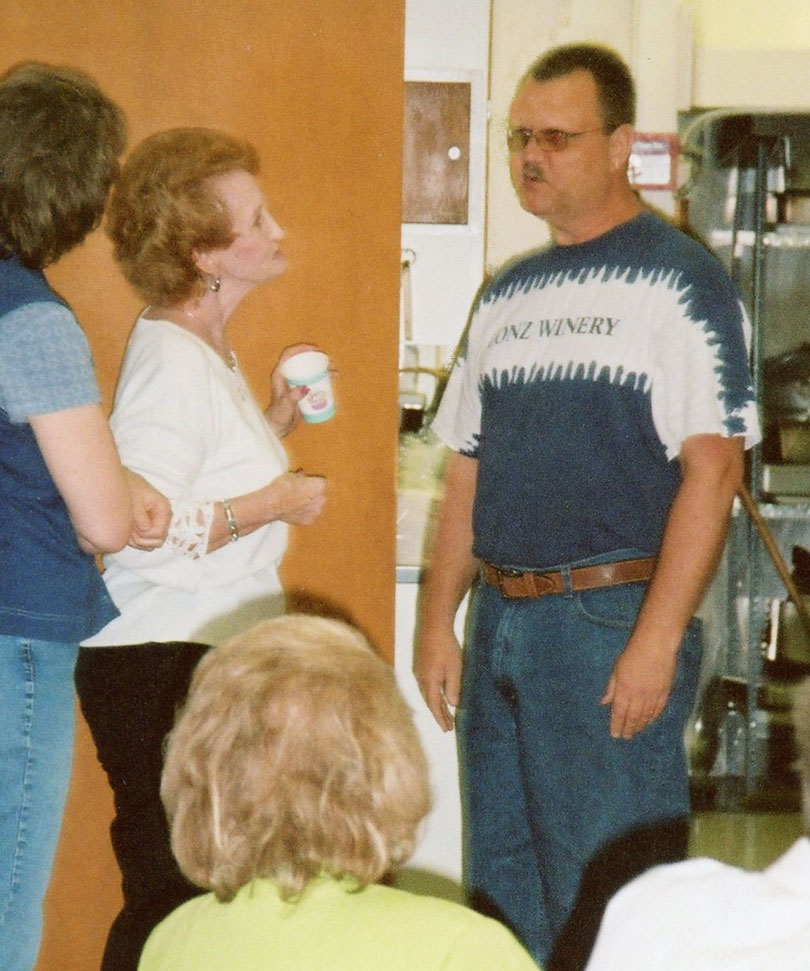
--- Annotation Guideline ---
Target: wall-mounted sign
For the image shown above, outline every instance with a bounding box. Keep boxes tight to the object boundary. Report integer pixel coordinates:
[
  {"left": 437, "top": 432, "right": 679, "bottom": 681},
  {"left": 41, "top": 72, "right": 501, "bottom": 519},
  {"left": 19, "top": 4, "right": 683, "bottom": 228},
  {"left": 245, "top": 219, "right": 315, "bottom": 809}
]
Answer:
[{"left": 629, "top": 133, "right": 679, "bottom": 191}]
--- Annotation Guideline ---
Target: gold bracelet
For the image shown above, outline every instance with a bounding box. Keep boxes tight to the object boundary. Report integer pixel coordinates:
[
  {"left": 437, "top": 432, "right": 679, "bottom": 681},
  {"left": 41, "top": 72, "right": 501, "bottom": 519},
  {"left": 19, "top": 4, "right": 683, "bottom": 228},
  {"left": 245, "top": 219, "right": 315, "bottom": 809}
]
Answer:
[{"left": 221, "top": 498, "right": 240, "bottom": 543}]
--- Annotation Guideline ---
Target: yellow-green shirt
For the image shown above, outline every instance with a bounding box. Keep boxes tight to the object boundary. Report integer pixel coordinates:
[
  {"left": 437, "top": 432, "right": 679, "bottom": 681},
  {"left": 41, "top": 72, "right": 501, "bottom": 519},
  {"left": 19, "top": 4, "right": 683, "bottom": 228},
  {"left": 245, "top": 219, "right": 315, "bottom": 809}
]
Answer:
[{"left": 138, "top": 875, "right": 539, "bottom": 970}]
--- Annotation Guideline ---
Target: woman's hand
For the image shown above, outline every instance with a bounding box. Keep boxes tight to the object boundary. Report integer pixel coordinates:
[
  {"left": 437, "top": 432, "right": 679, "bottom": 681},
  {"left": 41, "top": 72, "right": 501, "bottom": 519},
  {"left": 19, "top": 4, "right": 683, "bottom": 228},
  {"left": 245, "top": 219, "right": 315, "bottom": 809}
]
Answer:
[
  {"left": 265, "top": 470, "right": 327, "bottom": 525},
  {"left": 125, "top": 470, "right": 172, "bottom": 550},
  {"left": 265, "top": 344, "right": 334, "bottom": 437},
  {"left": 203, "top": 470, "right": 327, "bottom": 553}
]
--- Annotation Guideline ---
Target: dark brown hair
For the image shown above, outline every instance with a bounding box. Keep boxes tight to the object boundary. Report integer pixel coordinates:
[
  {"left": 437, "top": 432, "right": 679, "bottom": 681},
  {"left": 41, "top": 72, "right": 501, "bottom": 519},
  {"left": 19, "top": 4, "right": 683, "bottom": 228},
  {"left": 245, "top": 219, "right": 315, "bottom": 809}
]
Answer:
[
  {"left": 523, "top": 43, "right": 636, "bottom": 132},
  {"left": 0, "top": 62, "right": 126, "bottom": 268},
  {"left": 106, "top": 128, "right": 259, "bottom": 304}
]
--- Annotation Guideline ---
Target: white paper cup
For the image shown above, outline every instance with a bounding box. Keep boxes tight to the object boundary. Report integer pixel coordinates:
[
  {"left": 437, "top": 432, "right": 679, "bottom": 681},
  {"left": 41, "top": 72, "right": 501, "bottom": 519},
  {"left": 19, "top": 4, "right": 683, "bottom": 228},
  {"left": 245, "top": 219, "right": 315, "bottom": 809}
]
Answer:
[{"left": 280, "top": 350, "right": 335, "bottom": 423}]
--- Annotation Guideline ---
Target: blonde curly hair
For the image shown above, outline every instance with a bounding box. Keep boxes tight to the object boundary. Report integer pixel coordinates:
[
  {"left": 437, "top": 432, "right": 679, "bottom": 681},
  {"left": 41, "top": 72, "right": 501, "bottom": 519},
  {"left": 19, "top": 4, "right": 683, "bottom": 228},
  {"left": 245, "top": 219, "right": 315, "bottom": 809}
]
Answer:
[{"left": 161, "top": 615, "right": 432, "bottom": 902}]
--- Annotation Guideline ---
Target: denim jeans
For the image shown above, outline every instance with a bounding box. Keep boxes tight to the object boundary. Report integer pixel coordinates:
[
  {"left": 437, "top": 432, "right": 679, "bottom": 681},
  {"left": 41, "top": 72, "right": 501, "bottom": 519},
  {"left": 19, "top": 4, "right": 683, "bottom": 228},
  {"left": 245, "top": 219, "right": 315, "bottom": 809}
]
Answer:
[
  {"left": 456, "top": 564, "right": 703, "bottom": 969},
  {"left": 0, "top": 635, "right": 79, "bottom": 971}
]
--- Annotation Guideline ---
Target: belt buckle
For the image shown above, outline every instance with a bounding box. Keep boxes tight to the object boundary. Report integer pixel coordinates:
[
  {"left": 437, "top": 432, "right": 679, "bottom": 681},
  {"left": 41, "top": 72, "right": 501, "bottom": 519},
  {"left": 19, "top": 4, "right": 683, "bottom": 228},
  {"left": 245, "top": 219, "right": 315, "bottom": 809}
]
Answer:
[{"left": 495, "top": 566, "right": 523, "bottom": 597}]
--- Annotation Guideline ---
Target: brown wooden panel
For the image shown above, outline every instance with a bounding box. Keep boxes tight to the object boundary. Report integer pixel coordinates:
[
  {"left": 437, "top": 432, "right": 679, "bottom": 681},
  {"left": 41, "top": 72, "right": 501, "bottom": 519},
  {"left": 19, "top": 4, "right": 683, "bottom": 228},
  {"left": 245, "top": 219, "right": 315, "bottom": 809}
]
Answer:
[
  {"left": 403, "top": 81, "right": 471, "bottom": 224},
  {"left": 0, "top": 1, "right": 405, "bottom": 966},
  {"left": 40, "top": 707, "right": 121, "bottom": 970}
]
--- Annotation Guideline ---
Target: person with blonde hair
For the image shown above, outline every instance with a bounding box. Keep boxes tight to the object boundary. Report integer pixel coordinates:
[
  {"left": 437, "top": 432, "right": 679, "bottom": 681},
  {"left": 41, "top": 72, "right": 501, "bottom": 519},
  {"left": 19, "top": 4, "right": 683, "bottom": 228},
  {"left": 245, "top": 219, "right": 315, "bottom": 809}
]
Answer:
[{"left": 138, "top": 615, "right": 538, "bottom": 970}]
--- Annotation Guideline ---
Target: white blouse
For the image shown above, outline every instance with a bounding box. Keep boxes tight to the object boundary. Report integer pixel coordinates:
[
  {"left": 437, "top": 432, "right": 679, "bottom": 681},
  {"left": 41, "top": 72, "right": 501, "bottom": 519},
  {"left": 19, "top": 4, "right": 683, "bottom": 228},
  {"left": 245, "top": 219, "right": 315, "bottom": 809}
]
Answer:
[{"left": 83, "top": 315, "right": 289, "bottom": 646}]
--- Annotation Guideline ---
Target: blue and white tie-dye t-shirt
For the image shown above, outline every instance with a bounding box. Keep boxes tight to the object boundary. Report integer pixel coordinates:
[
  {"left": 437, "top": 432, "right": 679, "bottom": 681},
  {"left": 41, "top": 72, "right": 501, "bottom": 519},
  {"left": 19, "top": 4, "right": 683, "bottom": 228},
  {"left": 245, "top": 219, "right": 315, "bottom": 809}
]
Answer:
[{"left": 432, "top": 211, "right": 760, "bottom": 568}]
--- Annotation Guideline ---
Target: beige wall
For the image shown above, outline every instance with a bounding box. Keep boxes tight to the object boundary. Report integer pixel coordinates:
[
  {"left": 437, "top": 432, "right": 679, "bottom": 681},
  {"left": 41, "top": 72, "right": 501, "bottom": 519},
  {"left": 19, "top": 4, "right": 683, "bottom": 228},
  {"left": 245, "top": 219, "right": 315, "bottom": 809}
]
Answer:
[
  {"left": 686, "top": 0, "right": 810, "bottom": 106},
  {"left": 486, "top": 0, "right": 689, "bottom": 268},
  {"left": 687, "top": 0, "right": 810, "bottom": 49},
  {"left": 1, "top": 2, "right": 405, "bottom": 967}
]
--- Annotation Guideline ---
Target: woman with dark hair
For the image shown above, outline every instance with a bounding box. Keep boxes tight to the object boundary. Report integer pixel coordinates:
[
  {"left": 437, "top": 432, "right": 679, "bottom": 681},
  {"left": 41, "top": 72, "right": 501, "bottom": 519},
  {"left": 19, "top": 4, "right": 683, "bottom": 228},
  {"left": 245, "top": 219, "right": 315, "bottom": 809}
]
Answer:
[
  {"left": 76, "top": 127, "right": 327, "bottom": 970},
  {"left": 0, "top": 62, "right": 168, "bottom": 971},
  {"left": 139, "top": 615, "right": 538, "bottom": 970}
]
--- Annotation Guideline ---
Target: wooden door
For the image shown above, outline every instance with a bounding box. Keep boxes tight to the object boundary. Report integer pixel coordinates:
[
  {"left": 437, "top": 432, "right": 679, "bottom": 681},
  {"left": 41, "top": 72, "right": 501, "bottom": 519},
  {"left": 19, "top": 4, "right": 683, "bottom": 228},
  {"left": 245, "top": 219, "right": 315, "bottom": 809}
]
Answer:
[{"left": 1, "top": 2, "right": 404, "bottom": 966}]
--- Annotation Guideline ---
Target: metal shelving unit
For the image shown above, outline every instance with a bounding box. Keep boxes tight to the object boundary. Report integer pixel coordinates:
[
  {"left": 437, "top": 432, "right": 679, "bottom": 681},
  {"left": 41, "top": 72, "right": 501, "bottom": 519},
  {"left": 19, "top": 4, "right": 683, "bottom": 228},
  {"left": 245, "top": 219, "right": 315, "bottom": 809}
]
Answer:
[{"left": 683, "top": 111, "right": 810, "bottom": 811}]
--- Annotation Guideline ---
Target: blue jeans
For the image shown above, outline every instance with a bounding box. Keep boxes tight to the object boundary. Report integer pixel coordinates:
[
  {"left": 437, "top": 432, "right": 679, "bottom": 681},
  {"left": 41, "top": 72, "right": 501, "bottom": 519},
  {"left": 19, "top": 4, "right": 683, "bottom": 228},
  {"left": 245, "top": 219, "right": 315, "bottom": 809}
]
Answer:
[
  {"left": 456, "top": 565, "right": 703, "bottom": 969},
  {"left": 0, "top": 636, "right": 79, "bottom": 971}
]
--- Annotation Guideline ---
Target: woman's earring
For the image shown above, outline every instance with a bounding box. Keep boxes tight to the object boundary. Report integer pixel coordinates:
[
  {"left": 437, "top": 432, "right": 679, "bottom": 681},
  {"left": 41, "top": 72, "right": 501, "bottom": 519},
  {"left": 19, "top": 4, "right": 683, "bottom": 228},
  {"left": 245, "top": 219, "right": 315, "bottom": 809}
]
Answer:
[{"left": 209, "top": 276, "right": 221, "bottom": 293}]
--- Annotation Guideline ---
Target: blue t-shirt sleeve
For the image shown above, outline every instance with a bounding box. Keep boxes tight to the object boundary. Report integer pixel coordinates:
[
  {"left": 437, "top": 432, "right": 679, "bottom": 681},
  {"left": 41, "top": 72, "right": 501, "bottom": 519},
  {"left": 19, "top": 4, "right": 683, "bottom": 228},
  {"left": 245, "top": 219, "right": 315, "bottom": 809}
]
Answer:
[{"left": 0, "top": 302, "right": 100, "bottom": 421}]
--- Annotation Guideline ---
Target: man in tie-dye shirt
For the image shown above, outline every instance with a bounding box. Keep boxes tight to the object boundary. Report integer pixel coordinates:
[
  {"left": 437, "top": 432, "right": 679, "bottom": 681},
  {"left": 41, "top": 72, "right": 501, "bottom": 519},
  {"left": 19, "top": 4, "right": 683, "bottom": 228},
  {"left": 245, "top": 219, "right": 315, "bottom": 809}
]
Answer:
[{"left": 415, "top": 43, "right": 759, "bottom": 970}]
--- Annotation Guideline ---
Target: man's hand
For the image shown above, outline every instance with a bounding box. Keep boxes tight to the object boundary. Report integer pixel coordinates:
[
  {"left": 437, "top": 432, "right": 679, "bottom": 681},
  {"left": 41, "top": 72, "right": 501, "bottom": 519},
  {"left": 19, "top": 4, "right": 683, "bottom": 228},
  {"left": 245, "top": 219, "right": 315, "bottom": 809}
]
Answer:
[
  {"left": 414, "top": 628, "right": 462, "bottom": 732},
  {"left": 125, "top": 471, "right": 171, "bottom": 550},
  {"left": 601, "top": 638, "right": 678, "bottom": 740},
  {"left": 601, "top": 433, "right": 744, "bottom": 741},
  {"left": 413, "top": 452, "right": 479, "bottom": 731}
]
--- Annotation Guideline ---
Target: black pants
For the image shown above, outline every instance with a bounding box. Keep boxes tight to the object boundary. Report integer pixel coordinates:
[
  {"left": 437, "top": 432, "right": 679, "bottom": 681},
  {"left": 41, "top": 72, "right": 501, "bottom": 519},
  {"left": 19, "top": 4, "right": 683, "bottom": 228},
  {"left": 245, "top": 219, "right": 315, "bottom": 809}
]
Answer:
[{"left": 75, "top": 642, "right": 210, "bottom": 971}]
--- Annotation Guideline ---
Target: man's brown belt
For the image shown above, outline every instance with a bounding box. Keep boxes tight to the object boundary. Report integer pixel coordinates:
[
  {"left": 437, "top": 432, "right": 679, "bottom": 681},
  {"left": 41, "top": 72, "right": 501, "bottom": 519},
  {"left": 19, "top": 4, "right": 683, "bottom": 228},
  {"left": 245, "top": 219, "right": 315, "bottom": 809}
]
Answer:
[{"left": 480, "top": 557, "right": 657, "bottom": 599}]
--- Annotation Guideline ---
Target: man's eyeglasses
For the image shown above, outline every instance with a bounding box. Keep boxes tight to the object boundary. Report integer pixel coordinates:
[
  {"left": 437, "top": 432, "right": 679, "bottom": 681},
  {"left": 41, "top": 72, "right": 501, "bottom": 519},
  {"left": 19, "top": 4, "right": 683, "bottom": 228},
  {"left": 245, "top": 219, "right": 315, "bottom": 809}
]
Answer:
[{"left": 506, "top": 126, "right": 604, "bottom": 153}]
